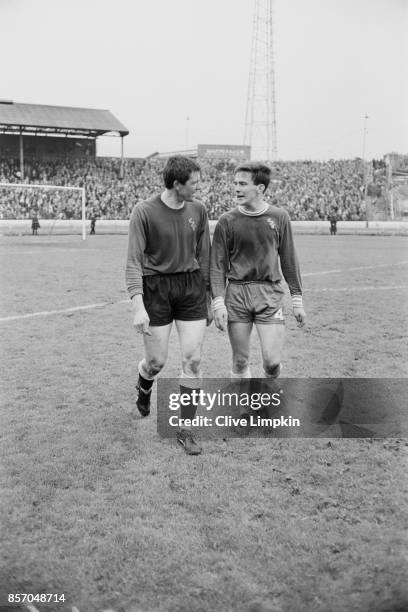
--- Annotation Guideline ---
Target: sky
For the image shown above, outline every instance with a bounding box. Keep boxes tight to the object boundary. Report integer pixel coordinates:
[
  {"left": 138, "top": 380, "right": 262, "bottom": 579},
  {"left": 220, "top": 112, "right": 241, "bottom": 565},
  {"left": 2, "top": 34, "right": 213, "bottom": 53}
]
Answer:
[{"left": 1, "top": 0, "right": 407, "bottom": 160}]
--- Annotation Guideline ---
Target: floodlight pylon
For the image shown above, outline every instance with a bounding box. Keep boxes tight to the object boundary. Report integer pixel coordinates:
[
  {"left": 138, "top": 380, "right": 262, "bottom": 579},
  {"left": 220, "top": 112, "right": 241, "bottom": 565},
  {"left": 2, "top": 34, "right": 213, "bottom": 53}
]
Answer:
[{"left": 244, "top": 0, "right": 278, "bottom": 161}]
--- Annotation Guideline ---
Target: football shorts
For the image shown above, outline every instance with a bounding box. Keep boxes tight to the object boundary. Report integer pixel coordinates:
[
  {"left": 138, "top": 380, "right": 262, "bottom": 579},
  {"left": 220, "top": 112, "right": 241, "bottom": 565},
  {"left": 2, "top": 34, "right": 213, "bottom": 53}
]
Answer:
[
  {"left": 225, "top": 280, "right": 285, "bottom": 325},
  {"left": 143, "top": 270, "right": 207, "bottom": 326}
]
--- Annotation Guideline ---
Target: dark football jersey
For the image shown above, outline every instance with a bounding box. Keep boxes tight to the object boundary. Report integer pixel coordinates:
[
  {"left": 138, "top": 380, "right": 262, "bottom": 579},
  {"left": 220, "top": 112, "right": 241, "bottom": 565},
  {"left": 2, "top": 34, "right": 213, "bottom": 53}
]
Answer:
[
  {"left": 211, "top": 205, "right": 302, "bottom": 299},
  {"left": 126, "top": 195, "right": 210, "bottom": 297}
]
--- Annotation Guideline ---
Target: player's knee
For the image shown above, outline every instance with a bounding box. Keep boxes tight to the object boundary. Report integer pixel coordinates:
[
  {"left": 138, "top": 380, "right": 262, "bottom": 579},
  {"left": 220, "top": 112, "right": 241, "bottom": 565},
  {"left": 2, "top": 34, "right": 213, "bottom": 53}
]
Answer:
[
  {"left": 146, "top": 357, "right": 166, "bottom": 376},
  {"left": 182, "top": 356, "right": 201, "bottom": 377},
  {"left": 263, "top": 361, "right": 281, "bottom": 378},
  {"left": 233, "top": 355, "right": 250, "bottom": 373}
]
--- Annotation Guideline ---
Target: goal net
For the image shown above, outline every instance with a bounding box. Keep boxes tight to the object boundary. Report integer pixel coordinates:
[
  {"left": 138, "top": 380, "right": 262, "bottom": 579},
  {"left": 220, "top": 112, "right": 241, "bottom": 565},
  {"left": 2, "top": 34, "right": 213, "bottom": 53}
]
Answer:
[{"left": 0, "top": 183, "right": 87, "bottom": 239}]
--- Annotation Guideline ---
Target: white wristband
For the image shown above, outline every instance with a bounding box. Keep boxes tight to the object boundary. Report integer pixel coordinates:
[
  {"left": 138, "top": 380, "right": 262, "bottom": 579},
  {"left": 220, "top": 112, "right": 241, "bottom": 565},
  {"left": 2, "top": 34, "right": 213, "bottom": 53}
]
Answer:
[
  {"left": 211, "top": 296, "right": 226, "bottom": 312},
  {"left": 291, "top": 295, "right": 303, "bottom": 310}
]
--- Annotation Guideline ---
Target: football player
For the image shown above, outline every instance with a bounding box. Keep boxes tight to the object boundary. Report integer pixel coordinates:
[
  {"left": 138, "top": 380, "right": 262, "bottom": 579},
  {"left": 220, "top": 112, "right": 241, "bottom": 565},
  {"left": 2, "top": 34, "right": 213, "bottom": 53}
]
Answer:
[
  {"left": 211, "top": 161, "right": 306, "bottom": 382},
  {"left": 126, "top": 156, "right": 211, "bottom": 455}
]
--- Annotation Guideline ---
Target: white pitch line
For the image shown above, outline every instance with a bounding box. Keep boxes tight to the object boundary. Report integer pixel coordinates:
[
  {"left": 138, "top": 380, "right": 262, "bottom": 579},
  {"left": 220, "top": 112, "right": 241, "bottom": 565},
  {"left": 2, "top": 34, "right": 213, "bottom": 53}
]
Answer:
[
  {"left": 303, "top": 261, "right": 408, "bottom": 277},
  {"left": 306, "top": 285, "right": 407, "bottom": 292},
  {"left": 1, "top": 261, "right": 408, "bottom": 323},
  {"left": 26, "top": 606, "right": 40, "bottom": 612},
  {"left": 0, "top": 248, "right": 99, "bottom": 255},
  {"left": 0, "top": 299, "right": 129, "bottom": 322}
]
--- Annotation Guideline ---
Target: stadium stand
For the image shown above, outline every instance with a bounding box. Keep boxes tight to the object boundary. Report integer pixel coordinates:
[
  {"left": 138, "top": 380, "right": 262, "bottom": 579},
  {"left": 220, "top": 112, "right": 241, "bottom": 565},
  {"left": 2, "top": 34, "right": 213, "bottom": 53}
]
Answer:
[
  {"left": 1, "top": 101, "right": 403, "bottom": 223},
  {"left": 0, "top": 156, "right": 375, "bottom": 221}
]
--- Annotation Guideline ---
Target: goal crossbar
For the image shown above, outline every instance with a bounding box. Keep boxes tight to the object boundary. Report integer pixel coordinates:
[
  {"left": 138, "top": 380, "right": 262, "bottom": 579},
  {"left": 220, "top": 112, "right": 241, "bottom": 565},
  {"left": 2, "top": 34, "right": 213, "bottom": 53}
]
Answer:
[{"left": 0, "top": 182, "right": 87, "bottom": 240}]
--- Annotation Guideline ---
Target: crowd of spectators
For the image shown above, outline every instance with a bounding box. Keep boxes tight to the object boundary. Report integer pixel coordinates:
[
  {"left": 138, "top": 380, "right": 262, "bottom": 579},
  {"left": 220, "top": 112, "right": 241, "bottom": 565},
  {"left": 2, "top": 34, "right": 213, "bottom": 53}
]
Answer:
[{"left": 0, "top": 155, "right": 385, "bottom": 222}]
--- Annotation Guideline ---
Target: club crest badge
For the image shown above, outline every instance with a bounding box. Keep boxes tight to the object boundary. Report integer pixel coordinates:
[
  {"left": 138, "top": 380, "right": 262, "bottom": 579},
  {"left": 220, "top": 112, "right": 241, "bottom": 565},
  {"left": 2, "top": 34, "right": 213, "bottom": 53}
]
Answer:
[
  {"left": 266, "top": 218, "right": 276, "bottom": 230},
  {"left": 188, "top": 217, "right": 196, "bottom": 231}
]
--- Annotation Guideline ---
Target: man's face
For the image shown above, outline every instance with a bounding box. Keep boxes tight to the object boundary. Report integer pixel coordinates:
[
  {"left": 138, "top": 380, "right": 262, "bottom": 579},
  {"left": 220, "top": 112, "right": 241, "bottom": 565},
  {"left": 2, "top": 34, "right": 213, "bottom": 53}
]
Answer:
[
  {"left": 176, "top": 171, "right": 200, "bottom": 202},
  {"left": 233, "top": 171, "right": 263, "bottom": 207}
]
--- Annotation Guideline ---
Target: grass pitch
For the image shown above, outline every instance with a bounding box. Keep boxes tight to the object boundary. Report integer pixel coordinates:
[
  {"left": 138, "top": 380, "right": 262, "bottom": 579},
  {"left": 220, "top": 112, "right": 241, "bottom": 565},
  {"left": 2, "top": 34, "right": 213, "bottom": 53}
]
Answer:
[{"left": 0, "top": 234, "right": 407, "bottom": 612}]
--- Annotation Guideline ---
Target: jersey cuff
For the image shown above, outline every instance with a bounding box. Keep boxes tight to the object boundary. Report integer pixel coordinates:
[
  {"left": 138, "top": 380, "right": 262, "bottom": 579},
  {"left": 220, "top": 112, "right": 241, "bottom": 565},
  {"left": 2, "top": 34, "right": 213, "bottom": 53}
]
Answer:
[
  {"left": 291, "top": 295, "right": 303, "bottom": 309},
  {"left": 211, "top": 296, "right": 226, "bottom": 312},
  {"left": 130, "top": 290, "right": 143, "bottom": 299}
]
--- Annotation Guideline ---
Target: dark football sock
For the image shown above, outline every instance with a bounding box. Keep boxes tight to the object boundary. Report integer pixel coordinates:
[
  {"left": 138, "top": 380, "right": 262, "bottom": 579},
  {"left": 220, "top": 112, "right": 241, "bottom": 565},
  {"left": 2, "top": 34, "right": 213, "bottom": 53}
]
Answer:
[
  {"left": 179, "top": 385, "right": 199, "bottom": 421},
  {"left": 138, "top": 373, "right": 154, "bottom": 394}
]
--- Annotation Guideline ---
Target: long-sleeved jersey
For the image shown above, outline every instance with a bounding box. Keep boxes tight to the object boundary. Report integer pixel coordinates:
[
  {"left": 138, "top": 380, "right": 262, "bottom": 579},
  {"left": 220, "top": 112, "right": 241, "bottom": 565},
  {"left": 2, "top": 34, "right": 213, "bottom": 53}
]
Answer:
[
  {"left": 210, "top": 205, "right": 302, "bottom": 300},
  {"left": 126, "top": 195, "right": 210, "bottom": 298}
]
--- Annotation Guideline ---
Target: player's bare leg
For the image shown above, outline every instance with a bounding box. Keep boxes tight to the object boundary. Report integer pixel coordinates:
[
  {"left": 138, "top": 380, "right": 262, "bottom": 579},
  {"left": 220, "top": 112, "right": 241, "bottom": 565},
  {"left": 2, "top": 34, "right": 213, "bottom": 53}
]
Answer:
[
  {"left": 228, "top": 321, "right": 253, "bottom": 378},
  {"left": 254, "top": 324, "right": 285, "bottom": 422},
  {"left": 175, "top": 319, "right": 206, "bottom": 378},
  {"left": 255, "top": 323, "right": 285, "bottom": 378},
  {"left": 227, "top": 321, "right": 253, "bottom": 423},
  {"left": 174, "top": 319, "right": 207, "bottom": 454},
  {"left": 135, "top": 323, "right": 172, "bottom": 417}
]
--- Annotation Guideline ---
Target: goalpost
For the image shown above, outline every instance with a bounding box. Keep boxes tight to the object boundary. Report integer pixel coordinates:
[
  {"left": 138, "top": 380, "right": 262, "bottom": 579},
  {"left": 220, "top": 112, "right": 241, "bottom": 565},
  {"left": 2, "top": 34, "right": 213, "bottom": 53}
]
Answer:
[{"left": 0, "top": 183, "right": 87, "bottom": 240}]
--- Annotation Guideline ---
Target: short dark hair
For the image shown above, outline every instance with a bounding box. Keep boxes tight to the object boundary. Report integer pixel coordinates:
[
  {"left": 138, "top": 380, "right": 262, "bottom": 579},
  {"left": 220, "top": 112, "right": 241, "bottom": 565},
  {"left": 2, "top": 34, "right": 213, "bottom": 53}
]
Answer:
[
  {"left": 234, "top": 161, "right": 272, "bottom": 192},
  {"left": 163, "top": 156, "right": 201, "bottom": 189}
]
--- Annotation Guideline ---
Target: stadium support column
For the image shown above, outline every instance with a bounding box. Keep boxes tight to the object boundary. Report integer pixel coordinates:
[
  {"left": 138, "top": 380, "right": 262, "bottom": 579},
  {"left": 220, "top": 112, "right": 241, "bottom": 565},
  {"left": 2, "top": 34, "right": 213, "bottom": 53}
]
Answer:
[
  {"left": 120, "top": 135, "right": 124, "bottom": 179},
  {"left": 362, "top": 115, "right": 369, "bottom": 228},
  {"left": 19, "top": 127, "right": 24, "bottom": 180}
]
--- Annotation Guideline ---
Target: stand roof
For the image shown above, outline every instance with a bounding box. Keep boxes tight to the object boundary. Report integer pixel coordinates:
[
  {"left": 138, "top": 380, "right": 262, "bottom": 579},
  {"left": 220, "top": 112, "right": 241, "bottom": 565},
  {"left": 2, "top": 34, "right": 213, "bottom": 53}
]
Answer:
[{"left": 0, "top": 101, "right": 129, "bottom": 138}]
